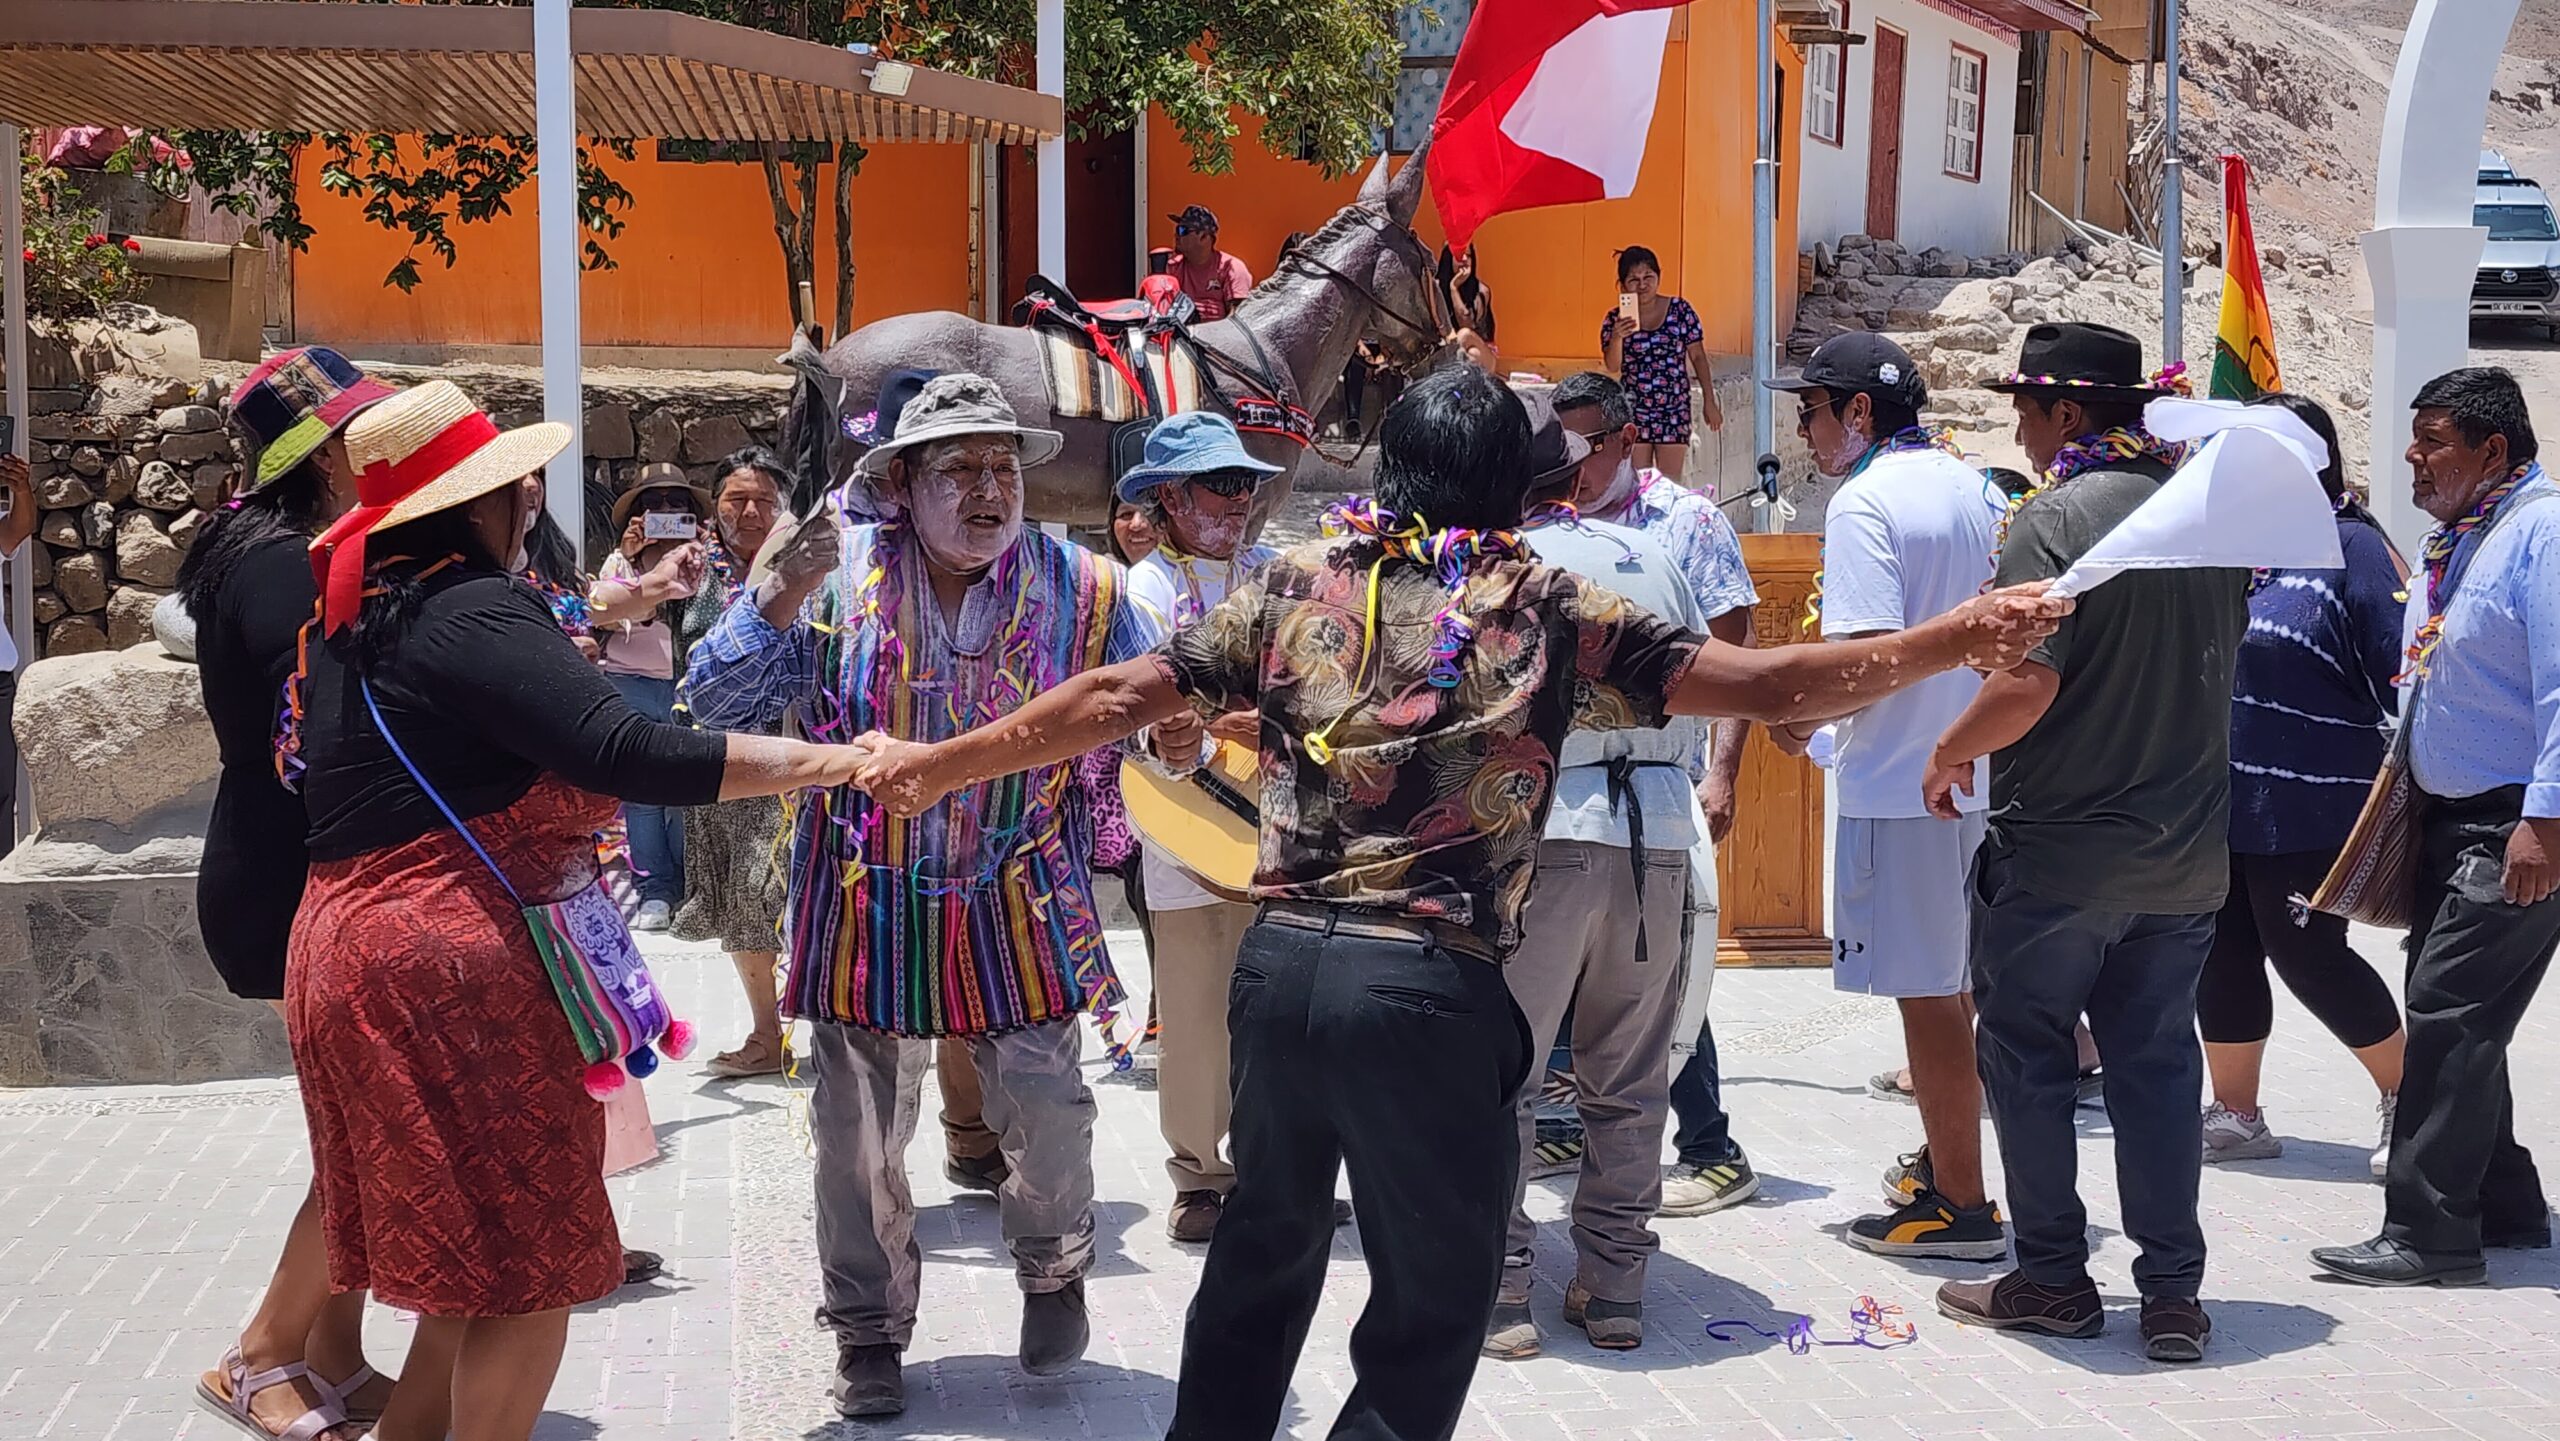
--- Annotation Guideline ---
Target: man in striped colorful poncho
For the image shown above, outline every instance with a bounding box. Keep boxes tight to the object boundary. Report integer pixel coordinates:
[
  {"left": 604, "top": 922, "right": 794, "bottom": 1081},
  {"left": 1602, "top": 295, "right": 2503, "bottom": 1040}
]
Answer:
[{"left": 687, "top": 374, "right": 1156, "bottom": 1419}]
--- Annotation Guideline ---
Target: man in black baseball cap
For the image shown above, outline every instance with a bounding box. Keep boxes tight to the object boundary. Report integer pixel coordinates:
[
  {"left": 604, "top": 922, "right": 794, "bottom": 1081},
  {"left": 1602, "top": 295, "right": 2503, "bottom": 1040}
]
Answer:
[
  {"left": 1766, "top": 332, "right": 1934, "bottom": 478},
  {"left": 1168, "top": 203, "right": 1254, "bottom": 320}
]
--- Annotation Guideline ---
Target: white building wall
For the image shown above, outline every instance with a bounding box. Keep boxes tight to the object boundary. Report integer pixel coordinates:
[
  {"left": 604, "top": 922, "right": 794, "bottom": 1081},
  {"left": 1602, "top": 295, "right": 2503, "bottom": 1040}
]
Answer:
[{"left": 1796, "top": 0, "right": 2021, "bottom": 257}]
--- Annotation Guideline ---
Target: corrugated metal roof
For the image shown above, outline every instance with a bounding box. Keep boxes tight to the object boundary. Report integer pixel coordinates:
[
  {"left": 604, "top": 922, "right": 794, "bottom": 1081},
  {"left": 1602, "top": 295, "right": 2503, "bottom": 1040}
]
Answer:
[{"left": 0, "top": 1, "right": 1062, "bottom": 145}]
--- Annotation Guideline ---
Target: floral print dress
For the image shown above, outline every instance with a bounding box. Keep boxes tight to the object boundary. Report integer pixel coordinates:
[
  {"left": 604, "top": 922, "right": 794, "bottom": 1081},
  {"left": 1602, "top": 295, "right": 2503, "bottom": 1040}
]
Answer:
[{"left": 1602, "top": 296, "right": 1705, "bottom": 445}]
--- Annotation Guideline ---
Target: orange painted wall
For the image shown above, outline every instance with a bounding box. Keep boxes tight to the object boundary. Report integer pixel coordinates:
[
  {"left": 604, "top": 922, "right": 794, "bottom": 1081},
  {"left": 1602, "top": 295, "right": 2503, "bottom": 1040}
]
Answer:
[
  {"left": 1141, "top": 30, "right": 1794, "bottom": 375},
  {"left": 290, "top": 140, "right": 975, "bottom": 349}
]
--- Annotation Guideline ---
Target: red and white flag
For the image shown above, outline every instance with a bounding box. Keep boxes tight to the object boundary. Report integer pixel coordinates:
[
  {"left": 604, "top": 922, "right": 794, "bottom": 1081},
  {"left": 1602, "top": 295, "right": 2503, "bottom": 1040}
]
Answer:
[{"left": 1428, "top": 0, "right": 1687, "bottom": 249}]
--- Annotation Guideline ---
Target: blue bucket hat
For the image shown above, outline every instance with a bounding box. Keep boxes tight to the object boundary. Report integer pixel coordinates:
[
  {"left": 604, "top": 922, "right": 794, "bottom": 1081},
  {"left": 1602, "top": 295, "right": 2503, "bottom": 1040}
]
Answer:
[{"left": 1116, "top": 412, "right": 1283, "bottom": 503}]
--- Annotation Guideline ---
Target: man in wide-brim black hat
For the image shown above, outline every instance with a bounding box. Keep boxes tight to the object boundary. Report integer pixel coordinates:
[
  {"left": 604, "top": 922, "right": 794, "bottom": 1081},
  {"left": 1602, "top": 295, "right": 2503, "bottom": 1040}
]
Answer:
[{"left": 1924, "top": 321, "right": 2250, "bottom": 1364}]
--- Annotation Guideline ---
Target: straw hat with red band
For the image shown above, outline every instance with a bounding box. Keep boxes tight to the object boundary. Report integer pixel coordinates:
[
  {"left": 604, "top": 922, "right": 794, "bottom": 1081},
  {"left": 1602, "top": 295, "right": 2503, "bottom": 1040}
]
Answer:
[{"left": 310, "top": 380, "right": 571, "bottom": 634}]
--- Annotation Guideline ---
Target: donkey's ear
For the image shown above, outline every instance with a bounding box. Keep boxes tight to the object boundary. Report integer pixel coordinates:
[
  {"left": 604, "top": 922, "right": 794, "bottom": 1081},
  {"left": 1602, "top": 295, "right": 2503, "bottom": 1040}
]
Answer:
[
  {"left": 1386, "top": 131, "right": 1433, "bottom": 226},
  {"left": 1357, "top": 146, "right": 1395, "bottom": 206}
]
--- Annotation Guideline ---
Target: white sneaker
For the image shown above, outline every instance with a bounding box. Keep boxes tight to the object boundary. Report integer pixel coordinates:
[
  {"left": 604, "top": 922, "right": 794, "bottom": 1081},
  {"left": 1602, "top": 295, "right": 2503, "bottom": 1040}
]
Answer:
[
  {"left": 633, "top": 899, "right": 673, "bottom": 932},
  {"left": 2371, "top": 1092, "right": 2397, "bottom": 1181},
  {"left": 2201, "top": 1102, "right": 2282, "bottom": 1163}
]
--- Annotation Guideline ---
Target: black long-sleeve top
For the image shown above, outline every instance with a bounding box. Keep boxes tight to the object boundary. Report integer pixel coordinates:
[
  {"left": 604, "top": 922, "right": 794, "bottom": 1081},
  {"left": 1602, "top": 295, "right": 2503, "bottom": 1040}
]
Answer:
[{"left": 298, "top": 565, "right": 728, "bottom": 862}]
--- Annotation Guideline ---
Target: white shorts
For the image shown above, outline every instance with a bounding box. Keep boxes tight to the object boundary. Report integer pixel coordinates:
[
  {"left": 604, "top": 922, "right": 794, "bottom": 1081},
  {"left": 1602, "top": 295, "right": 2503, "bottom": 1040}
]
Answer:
[{"left": 1832, "top": 811, "right": 1989, "bottom": 998}]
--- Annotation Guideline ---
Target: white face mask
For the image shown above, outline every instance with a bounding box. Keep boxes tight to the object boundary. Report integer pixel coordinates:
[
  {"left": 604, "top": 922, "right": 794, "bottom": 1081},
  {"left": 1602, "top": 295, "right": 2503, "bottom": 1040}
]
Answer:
[{"left": 1585, "top": 456, "right": 1642, "bottom": 512}]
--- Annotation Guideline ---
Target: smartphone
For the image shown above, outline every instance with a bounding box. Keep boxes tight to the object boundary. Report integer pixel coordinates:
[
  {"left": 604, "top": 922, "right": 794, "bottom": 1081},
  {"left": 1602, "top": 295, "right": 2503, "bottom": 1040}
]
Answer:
[
  {"left": 1617, "top": 292, "right": 1641, "bottom": 325},
  {"left": 0, "top": 416, "right": 14, "bottom": 522},
  {"left": 642, "top": 512, "right": 700, "bottom": 543}
]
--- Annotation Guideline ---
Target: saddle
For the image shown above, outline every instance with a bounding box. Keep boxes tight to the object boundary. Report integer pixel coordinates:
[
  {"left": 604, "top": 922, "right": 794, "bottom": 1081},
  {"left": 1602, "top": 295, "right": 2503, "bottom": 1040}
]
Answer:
[{"left": 1013, "top": 274, "right": 1315, "bottom": 475}]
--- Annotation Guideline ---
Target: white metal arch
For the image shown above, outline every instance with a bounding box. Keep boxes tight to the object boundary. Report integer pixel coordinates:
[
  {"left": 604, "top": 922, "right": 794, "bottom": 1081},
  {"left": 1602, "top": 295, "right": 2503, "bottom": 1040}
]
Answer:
[{"left": 2366, "top": 0, "right": 2523, "bottom": 555}]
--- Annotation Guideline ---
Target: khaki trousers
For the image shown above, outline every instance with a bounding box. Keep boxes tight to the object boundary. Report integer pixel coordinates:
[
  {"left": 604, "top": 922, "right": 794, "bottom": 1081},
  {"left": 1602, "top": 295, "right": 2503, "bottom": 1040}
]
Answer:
[
  {"left": 1151, "top": 899, "right": 1257, "bottom": 1194},
  {"left": 1502, "top": 839, "right": 1689, "bottom": 1302}
]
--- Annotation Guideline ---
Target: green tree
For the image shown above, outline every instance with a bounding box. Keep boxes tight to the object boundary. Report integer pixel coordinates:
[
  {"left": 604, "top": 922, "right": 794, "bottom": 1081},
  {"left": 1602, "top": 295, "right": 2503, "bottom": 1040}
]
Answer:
[{"left": 138, "top": 0, "right": 1403, "bottom": 330}]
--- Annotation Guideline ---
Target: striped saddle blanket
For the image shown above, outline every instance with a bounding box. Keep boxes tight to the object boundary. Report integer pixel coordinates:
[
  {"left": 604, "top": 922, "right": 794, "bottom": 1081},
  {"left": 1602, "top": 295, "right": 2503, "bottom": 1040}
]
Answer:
[{"left": 1036, "top": 327, "right": 1207, "bottom": 423}]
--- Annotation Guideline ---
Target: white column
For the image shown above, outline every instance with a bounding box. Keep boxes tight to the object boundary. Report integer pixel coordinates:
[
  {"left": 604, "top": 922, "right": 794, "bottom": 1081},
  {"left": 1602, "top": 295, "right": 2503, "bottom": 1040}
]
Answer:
[
  {"left": 2366, "top": 0, "right": 2521, "bottom": 558},
  {"left": 1036, "top": 0, "right": 1067, "bottom": 281},
  {"left": 2159, "top": 1, "right": 2184, "bottom": 366},
  {"left": 1750, "top": 0, "right": 1779, "bottom": 532},
  {"left": 3, "top": 125, "right": 31, "bottom": 844},
  {"left": 1037, "top": 0, "right": 1067, "bottom": 540},
  {"left": 534, "top": 0, "right": 587, "bottom": 564}
]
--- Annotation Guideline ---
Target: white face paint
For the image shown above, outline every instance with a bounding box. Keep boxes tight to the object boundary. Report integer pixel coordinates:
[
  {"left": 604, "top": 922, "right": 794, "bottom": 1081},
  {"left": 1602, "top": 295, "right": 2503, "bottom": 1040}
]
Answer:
[
  {"left": 900, "top": 437, "right": 1025, "bottom": 575},
  {"left": 1159, "top": 475, "right": 1254, "bottom": 560}
]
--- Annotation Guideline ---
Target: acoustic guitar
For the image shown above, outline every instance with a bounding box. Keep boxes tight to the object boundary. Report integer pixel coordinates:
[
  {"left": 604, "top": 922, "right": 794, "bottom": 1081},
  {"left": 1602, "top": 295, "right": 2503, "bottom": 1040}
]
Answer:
[{"left": 1118, "top": 739, "right": 1262, "bottom": 899}]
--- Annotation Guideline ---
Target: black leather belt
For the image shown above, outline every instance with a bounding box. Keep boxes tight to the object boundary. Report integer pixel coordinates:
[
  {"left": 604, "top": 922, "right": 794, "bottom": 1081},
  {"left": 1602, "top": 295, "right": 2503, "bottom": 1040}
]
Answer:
[
  {"left": 1604, "top": 756, "right": 1690, "bottom": 964},
  {"left": 1254, "top": 900, "right": 1501, "bottom": 963}
]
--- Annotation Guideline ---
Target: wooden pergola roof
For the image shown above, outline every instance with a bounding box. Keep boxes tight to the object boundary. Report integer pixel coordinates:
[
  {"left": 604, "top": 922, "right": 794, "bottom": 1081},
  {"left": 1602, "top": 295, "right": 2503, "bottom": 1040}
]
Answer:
[{"left": 0, "top": 0, "right": 1063, "bottom": 145}]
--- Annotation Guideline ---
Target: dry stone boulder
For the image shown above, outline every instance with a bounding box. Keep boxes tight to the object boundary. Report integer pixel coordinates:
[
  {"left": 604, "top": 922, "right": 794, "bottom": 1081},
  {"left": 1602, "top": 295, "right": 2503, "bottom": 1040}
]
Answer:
[
  {"left": 68, "top": 445, "right": 108, "bottom": 478},
  {"left": 102, "top": 455, "right": 138, "bottom": 506},
  {"left": 169, "top": 508, "right": 207, "bottom": 552},
  {"left": 154, "top": 404, "right": 220, "bottom": 435},
  {"left": 190, "top": 462, "right": 232, "bottom": 511},
  {"left": 43, "top": 616, "right": 109, "bottom": 656},
  {"left": 637, "top": 411, "right": 682, "bottom": 464},
  {"left": 134, "top": 460, "right": 192, "bottom": 512},
  {"left": 157, "top": 428, "right": 232, "bottom": 465},
  {"left": 115, "top": 510, "right": 186, "bottom": 587},
  {"left": 105, "top": 586, "right": 169, "bottom": 649},
  {"left": 586, "top": 403, "right": 637, "bottom": 461},
  {"left": 31, "top": 590, "right": 62, "bottom": 625},
  {"left": 28, "top": 542, "right": 50, "bottom": 589},
  {"left": 54, "top": 551, "right": 108, "bottom": 612},
  {"left": 39, "top": 511, "right": 81, "bottom": 549},
  {"left": 10, "top": 641, "right": 216, "bottom": 868},
  {"left": 680, "top": 413, "right": 754, "bottom": 465},
  {"left": 36, "top": 472, "right": 95, "bottom": 510}
]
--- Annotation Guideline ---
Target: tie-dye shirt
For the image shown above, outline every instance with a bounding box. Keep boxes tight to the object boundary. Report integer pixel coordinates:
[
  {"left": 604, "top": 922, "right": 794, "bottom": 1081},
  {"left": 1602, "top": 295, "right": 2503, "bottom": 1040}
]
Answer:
[
  {"left": 686, "top": 523, "right": 1153, "bottom": 1036},
  {"left": 1152, "top": 535, "right": 1703, "bottom": 958}
]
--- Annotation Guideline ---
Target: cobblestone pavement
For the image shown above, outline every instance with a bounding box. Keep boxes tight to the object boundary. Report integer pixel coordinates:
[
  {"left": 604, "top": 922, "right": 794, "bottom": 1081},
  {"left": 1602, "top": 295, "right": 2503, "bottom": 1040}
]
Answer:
[{"left": 8, "top": 923, "right": 2560, "bottom": 1441}]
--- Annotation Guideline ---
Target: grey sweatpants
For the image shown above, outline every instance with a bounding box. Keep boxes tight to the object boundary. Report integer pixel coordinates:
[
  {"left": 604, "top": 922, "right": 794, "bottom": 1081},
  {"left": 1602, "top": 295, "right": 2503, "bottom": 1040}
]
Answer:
[
  {"left": 1502, "top": 839, "right": 1690, "bottom": 1302},
  {"left": 808, "top": 1019, "right": 1098, "bottom": 1348}
]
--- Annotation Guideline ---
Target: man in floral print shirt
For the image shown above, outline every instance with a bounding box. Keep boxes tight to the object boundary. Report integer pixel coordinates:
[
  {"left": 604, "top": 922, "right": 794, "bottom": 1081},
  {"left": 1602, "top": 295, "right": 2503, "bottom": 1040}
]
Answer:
[{"left": 847, "top": 366, "right": 2071, "bottom": 1441}]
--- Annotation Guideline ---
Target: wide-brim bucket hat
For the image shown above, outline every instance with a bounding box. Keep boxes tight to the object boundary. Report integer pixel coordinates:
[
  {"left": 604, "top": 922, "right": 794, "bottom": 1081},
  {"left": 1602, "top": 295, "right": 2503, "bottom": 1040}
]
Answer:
[
  {"left": 853, "top": 373, "right": 1063, "bottom": 480},
  {"left": 610, "top": 461, "right": 715, "bottom": 531},
  {"left": 229, "top": 346, "right": 401, "bottom": 489},
  {"left": 1114, "top": 412, "right": 1283, "bottom": 503},
  {"left": 310, "top": 379, "right": 571, "bottom": 632}
]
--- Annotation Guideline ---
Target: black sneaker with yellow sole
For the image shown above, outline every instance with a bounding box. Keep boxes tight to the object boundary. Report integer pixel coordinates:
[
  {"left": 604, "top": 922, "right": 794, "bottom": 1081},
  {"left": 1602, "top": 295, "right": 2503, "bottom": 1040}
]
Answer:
[{"left": 1846, "top": 1187, "right": 2010, "bottom": 1261}]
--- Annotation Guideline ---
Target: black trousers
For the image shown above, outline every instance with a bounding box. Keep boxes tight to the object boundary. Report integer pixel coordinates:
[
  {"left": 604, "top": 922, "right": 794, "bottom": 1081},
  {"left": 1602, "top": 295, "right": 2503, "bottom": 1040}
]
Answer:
[
  {"left": 2384, "top": 787, "right": 2560, "bottom": 1255},
  {"left": 0, "top": 668, "right": 18, "bottom": 862},
  {"left": 1169, "top": 919, "right": 1530, "bottom": 1441},
  {"left": 2198, "top": 848, "right": 2402, "bottom": 1049}
]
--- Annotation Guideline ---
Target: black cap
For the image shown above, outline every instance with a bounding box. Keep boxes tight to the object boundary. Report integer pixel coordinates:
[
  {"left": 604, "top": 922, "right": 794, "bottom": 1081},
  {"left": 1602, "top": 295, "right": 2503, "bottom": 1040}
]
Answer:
[
  {"left": 1519, "top": 389, "right": 1595, "bottom": 483},
  {"left": 1170, "top": 204, "right": 1219, "bottom": 235},
  {"left": 1765, "top": 332, "right": 1928, "bottom": 411}
]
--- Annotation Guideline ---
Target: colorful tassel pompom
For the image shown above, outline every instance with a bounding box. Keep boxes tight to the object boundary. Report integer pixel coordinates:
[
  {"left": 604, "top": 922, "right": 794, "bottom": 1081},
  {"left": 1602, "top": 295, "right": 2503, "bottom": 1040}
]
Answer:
[
  {"left": 661, "top": 1018, "right": 697, "bottom": 1061},
  {"left": 583, "top": 1061, "right": 627, "bottom": 1101}
]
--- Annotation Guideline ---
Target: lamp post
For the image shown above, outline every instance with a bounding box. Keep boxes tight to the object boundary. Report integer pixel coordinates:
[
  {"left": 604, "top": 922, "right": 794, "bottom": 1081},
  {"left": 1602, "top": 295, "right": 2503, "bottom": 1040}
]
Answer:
[
  {"left": 2160, "top": 0, "right": 2183, "bottom": 366},
  {"left": 534, "top": 0, "right": 585, "bottom": 562},
  {"left": 1752, "top": 0, "right": 1780, "bottom": 531}
]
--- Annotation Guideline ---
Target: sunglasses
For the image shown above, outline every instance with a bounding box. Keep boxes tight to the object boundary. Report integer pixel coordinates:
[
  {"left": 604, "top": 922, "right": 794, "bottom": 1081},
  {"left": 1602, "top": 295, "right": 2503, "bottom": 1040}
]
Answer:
[
  {"left": 1185, "top": 470, "right": 1259, "bottom": 499},
  {"left": 1795, "top": 395, "right": 1848, "bottom": 431},
  {"left": 1176, "top": 224, "right": 1208, "bottom": 237}
]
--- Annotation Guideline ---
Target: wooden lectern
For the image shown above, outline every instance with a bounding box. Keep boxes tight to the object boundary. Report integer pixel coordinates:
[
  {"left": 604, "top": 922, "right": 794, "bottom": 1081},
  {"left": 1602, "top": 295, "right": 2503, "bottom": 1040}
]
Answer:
[{"left": 1714, "top": 531, "right": 1834, "bottom": 966}]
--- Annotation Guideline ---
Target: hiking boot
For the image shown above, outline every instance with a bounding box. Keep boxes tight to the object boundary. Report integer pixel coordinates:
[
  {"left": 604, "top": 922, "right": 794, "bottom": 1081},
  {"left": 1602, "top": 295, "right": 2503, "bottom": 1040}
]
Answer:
[
  {"left": 1659, "top": 1156, "right": 1758, "bottom": 1217},
  {"left": 2139, "top": 1296, "right": 2211, "bottom": 1363},
  {"left": 945, "top": 1150, "right": 1007, "bottom": 1195},
  {"left": 2201, "top": 1103, "right": 2282, "bottom": 1164},
  {"left": 1847, "top": 1188, "right": 2010, "bottom": 1261},
  {"left": 1020, "top": 1282, "right": 1090, "bottom": 1375},
  {"left": 1562, "top": 1280, "right": 1643, "bottom": 1351},
  {"left": 2309, "top": 1236, "right": 2486, "bottom": 1287},
  {"left": 1936, "top": 1270, "right": 2104, "bottom": 1338},
  {"left": 830, "top": 1343, "right": 905, "bottom": 1418},
  {"left": 1881, "top": 1147, "right": 1934, "bottom": 1208},
  {"left": 1168, "top": 1190, "right": 1223, "bottom": 1244},
  {"left": 1481, "top": 1298, "right": 1540, "bottom": 1359}
]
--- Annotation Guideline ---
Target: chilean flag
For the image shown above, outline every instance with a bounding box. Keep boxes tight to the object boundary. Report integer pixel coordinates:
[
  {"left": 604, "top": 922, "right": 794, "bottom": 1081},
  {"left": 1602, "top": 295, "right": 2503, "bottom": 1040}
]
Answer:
[{"left": 1428, "top": 0, "right": 1687, "bottom": 249}]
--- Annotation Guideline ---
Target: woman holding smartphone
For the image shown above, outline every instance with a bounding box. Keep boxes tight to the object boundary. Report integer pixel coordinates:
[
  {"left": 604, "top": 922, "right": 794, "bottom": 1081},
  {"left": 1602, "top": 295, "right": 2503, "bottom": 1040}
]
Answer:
[
  {"left": 1600, "top": 244, "right": 1723, "bottom": 480},
  {"left": 592, "top": 463, "right": 711, "bottom": 931}
]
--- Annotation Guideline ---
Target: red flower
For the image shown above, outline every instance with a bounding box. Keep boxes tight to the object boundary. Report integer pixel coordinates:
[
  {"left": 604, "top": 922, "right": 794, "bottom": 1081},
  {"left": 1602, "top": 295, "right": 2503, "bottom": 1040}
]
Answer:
[
  {"left": 121, "top": 237, "right": 142, "bottom": 253},
  {"left": 82, "top": 233, "right": 107, "bottom": 249},
  {"left": 18, "top": 249, "right": 31, "bottom": 264}
]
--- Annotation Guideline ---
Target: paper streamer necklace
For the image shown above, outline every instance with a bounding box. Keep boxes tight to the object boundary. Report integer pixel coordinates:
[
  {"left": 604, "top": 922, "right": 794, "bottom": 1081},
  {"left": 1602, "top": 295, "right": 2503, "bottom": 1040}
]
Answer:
[
  {"left": 273, "top": 553, "right": 460, "bottom": 792},
  {"left": 1802, "top": 427, "right": 1967, "bottom": 631},
  {"left": 1151, "top": 540, "right": 1246, "bottom": 626},
  {"left": 1704, "top": 1295, "right": 1919, "bottom": 1356},
  {"left": 1304, "top": 497, "right": 1530, "bottom": 765},
  {"left": 2398, "top": 462, "right": 2534, "bottom": 684}
]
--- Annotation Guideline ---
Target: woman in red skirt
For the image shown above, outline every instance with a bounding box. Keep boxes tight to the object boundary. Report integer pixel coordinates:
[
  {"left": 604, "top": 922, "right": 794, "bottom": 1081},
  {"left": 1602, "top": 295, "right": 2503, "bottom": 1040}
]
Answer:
[{"left": 286, "top": 380, "right": 864, "bottom": 1441}]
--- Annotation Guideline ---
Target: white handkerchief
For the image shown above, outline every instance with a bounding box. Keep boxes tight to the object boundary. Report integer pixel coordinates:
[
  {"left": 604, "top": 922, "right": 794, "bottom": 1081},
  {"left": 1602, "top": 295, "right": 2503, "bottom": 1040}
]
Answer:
[{"left": 2049, "top": 397, "right": 2345, "bottom": 599}]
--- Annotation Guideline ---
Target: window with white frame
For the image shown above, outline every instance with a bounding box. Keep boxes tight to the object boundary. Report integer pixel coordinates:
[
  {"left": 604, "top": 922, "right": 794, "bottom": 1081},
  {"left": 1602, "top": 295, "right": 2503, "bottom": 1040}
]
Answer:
[
  {"left": 1391, "top": 0, "right": 1474, "bottom": 154},
  {"left": 1944, "top": 44, "right": 1985, "bottom": 181},
  {"left": 1807, "top": 23, "right": 1845, "bottom": 146}
]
